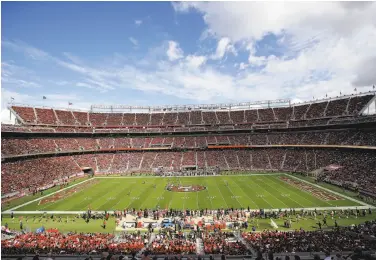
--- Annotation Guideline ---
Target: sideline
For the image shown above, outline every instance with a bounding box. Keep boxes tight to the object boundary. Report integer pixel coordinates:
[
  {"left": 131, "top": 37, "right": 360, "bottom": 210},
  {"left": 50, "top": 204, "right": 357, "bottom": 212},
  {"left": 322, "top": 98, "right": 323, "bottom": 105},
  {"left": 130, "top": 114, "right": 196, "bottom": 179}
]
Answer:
[
  {"left": 94, "top": 173, "right": 283, "bottom": 178},
  {"left": 5, "top": 173, "right": 374, "bottom": 214},
  {"left": 3, "top": 178, "right": 93, "bottom": 214},
  {"left": 286, "top": 174, "right": 372, "bottom": 207},
  {"left": 6, "top": 205, "right": 375, "bottom": 215}
]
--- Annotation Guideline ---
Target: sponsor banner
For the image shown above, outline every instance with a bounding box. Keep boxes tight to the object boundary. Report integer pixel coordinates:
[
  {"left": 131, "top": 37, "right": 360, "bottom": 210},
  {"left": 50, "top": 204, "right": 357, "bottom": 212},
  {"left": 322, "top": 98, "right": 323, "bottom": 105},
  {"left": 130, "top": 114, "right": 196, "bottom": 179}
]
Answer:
[
  {"left": 1, "top": 191, "right": 20, "bottom": 199},
  {"left": 324, "top": 164, "right": 343, "bottom": 171},
  {"left": 360, "top": 190, "right": 376, "bottom": 199},
  {"left": 122, "top": 222, "right": 136, "bottom": 228},
  {"left": 142, "top": 222, "right": 158, "bottom": 228}
]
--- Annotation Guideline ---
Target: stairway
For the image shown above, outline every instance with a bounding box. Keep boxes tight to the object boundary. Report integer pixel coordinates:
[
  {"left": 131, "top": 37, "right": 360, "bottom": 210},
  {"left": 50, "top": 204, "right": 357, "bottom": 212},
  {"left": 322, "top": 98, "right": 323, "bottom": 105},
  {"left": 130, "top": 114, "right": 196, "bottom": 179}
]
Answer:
[
  {"left": 234, "top": 231, "right": 256, "bottom": 255},
  {"left": 137, "top": 233, "right": 156, "bottom": 257},
  {"left": 196, "top": 237, "right": 205, "bottom": 255}
]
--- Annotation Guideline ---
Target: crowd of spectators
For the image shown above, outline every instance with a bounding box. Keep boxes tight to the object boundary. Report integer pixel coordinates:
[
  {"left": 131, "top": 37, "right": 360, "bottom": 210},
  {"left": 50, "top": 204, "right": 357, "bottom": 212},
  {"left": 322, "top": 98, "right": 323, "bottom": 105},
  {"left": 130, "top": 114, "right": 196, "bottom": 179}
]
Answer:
[
  {"left": 10, "top": 94, "right": 374, "bottom": 127},
  {"left": 147, "top": 231, "right": 196, "bottom": 255},
  {"left": 2, "top": 147, "right": 376, "bottom": 196},
  {"left": 242, "top": 220, "right": 376, "bottom": 253},
  {"left": 2, "top": 219, "right": 375, "bottom": 256},
  {"left": 35, "top": 108, "right": 57, "bottom": 125},
  {"left": 3, "top": 129, "right": 375, "bottom": 157},
  {"left": 1, "top": 231, "right": 146, "bottom": 255},
  {"left": 1, "top": 156, "right": 80, "bottom": 194},
  {"left": 202, "top": 232, "right": 249, "bottom": 255}
]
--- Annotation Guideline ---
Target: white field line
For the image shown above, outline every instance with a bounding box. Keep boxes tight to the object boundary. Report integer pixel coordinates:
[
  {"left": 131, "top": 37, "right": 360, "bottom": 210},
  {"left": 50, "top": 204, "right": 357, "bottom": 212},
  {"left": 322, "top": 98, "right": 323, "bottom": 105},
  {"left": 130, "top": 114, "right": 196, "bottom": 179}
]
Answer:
[
  {"left": 38, "top": 180, "right": 103, "bottom": 211},
  {"left": 8, "top": 205, "right": 375, "bottom": 215},
  {"left": 286, "top": 174, "right": 371, "bottom": 207},
  {"left": 213, "top": 177, "right": 230, "bottom": 208},
  {"left": 92, "top": 182, "right": 130, "bottom": 210},
  {"left": 245, "top": 177, "right": 287, "bottom": 209},
  {"left": 153, "top": 182, "right": 171, "bottom": 210},
  {"left": 264, "top": 176, "right": 324, "bottom": 208},
  {"left": 4, "top": 178, "right": 93, "bottom": 213},
  {"left": 203, "top": 180, "right": 214, "bottom": 209},
  {"left": 196, "top": 190, "right": 199, "bottom": 210},
  {"left": 229, "top": 177, "right": 261, "bottom": 209},
  {"left": 5, "top": 174, "right": 373, "bottom": 215},
  {"left": 111, "top": 183, "right": 136, "bottom": 209},
  {"left": 138, "top": 179, "right": 160, "bottom": 209},
  {"left": 124, "top": 180, "right": 155, "bottom": 210},
  {"left": 222, "top": 179, "right": 243, "bottom": 207},
  {"left": 258, "top": 178, "right": 293, "bottom": 208},
  {"left": 94, "top": 173, "right": 282, "bottom": 179}
]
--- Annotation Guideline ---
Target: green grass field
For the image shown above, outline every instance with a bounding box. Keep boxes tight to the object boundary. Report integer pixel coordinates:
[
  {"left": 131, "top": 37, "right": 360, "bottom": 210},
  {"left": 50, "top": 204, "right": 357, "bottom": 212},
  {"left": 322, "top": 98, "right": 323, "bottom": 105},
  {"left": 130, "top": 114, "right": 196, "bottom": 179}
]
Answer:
[
  {"left": 9, "top": 173, "right": 364, "bottom": 212},
  {"left": 2, "top": 212, "right": 375, "bottom": 234}
]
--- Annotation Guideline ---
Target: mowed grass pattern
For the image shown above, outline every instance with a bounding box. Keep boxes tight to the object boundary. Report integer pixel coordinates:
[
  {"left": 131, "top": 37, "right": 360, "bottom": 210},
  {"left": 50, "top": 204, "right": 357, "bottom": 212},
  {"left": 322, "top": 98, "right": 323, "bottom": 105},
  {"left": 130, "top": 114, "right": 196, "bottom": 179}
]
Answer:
[{"left": 16, "top": 174, "right": 361, "bottom": 211}]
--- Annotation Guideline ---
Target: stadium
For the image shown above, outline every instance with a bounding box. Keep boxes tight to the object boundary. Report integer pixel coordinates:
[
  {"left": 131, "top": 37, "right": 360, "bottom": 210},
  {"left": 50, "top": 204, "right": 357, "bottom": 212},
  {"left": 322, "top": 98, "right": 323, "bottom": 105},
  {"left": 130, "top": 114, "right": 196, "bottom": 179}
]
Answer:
[
  {"left": 2, "top": 91, "right": 376, "bottom": 259},
  {"left": 2, "top": 1, "right": 376, "bottom": 260}
]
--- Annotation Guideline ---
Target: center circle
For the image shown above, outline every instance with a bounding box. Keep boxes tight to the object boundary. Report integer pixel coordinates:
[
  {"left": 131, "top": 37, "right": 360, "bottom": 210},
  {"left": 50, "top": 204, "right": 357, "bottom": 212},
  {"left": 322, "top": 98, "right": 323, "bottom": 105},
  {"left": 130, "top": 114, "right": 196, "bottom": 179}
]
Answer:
[{"left": 166, "top": 184, "right": 206, "bottom": 192}]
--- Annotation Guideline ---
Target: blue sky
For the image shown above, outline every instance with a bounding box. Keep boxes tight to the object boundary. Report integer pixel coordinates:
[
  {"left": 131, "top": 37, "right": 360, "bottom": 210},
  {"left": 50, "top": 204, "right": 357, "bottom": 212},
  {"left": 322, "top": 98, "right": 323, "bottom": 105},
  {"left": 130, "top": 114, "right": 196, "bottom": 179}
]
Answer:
[{"left": 2, "top": 1, "right": 376, "bottom": 121}]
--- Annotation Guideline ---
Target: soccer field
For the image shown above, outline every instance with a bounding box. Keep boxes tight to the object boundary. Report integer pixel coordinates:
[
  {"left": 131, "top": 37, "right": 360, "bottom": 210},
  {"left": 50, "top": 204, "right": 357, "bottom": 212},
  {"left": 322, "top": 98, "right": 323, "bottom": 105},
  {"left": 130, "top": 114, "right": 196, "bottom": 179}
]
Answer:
[{"left": 8, "top": 173, "right": 367, "bottom": 212}]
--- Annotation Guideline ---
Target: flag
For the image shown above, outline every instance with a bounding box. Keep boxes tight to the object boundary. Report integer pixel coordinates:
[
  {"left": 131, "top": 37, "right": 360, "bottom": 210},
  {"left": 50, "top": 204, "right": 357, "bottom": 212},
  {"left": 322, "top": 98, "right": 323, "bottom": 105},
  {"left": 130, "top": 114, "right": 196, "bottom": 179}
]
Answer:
[
  {"left": 325, "top": 94, "right": 327, "bottom": 97},
  {"left": 354, "top": 88, "right": 357, "bottom": 92},
  {"left": 11, "top": 97, "right": 14, "bottom": 100},
  {"left": 43, "top": 96, "right": 47, "bottom": 100},
  {"left": 340, "top": 91, "right": 342, "bottom": 95},
  {"left": 373, "top": 85, "right": 375, "bottom": 89},
  {"left": 68, "top": 102, "right": 73, "bottom": 105}
]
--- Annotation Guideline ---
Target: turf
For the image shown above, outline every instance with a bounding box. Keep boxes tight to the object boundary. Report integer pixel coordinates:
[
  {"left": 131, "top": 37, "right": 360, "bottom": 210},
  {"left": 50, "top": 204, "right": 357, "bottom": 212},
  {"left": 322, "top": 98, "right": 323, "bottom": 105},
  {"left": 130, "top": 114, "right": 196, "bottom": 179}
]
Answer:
[
  {"left": 13, "top": 174, "right": 362, "bottom": 211},
  {"left": 1, "top": 178, "right": 87, "bottom": 211},
  {"left": 1, "top": 213, "right": 375, "bottom": 234}
]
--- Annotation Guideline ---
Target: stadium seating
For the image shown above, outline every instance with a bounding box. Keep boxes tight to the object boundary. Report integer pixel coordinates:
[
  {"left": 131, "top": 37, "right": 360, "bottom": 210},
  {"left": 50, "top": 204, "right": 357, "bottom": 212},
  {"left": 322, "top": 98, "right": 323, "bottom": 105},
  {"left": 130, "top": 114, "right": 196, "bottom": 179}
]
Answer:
[
  {"left": 106, "top": 113, "right": 123, "bottom": 126},
  {"left": 2, "top": 93, "right": 376, "bottom": 259},
  {"left": 1, "top": 232, "right": 144, "bottom": 255},
  {"left": 258, "top": 108, "right": 276, "bottom": 122},
  {"left": 3, "top": 147, "right": 375, "bottom": 195},
  {"left": 55, "top": 109, "right": 76, "bottom": 125},
  {"left": 147, "top": 231, "right": 196, "bottom": 255},
  {"left": 203, "top": 232, "right": 249, "bottom": 255},
  {"left": 2, "top": 129, "right": 376, "bottom": 157},
  {"left": 242, "top": 220, "right": 376, "bottom": 253},
  {"left": 11, "top": 106, "right": 36, "bottom": 123},
  {"left": 35, "top": 108, "right": 57, "bottom": 124},
  {"left": 1, "top": 156, "right": 80, "bottom": 194},
  {"left": 72, "top": 111, "right": 89, "bottom": 125},
  {"left": 9, "top": 94, "right": 375, "bottom": 129}
]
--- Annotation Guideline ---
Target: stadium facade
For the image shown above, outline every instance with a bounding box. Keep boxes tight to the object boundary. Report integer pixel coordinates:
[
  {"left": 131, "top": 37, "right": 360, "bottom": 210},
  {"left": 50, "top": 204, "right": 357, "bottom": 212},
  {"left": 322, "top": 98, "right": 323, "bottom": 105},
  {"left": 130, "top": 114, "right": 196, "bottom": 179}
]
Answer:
[{"left": 2, "top": 91, "right": 376, "bottom": 258}]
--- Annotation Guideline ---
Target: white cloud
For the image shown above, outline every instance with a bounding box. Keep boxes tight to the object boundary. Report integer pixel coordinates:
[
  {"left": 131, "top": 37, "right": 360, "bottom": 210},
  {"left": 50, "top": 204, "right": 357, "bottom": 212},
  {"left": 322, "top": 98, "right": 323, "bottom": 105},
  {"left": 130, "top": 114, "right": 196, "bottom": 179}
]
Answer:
[
  {"left": 211, "top": 37, "right": 236, "bottom": 60},
  {"left": 63, "top": 52, "right": 84, "bottom": 65},
  {"left": 135, "top": 19, "right": 143, "bottom": 26},
  {"left": 2, "top": 40, "right": 50, "bottom": 60},
  {"left": 166, "top": 40, "right": 184, "bottom": 61},
  {"left": 239, "top": 62, "right": 248, "bottom": 70},
  {"left": 1, "top": 62, "right": 42, "bottom": 88},
  {"left": 1, "top": 88, "right": 93, "bottom": 112},
  {"left": 173, "top": 2, "right": 376, "bottom": 41},
  {"left": 172, "top": 2, "right": 376, "bottom": 100},
  {"left": 3, "top": 2, "right": 376, "bottom": 111},
  {"left": 129, "top": 37, "right": 139, "bottom": 47},
  {"left": 185, "top": 55, "right": 207, "bottom": 69}
]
